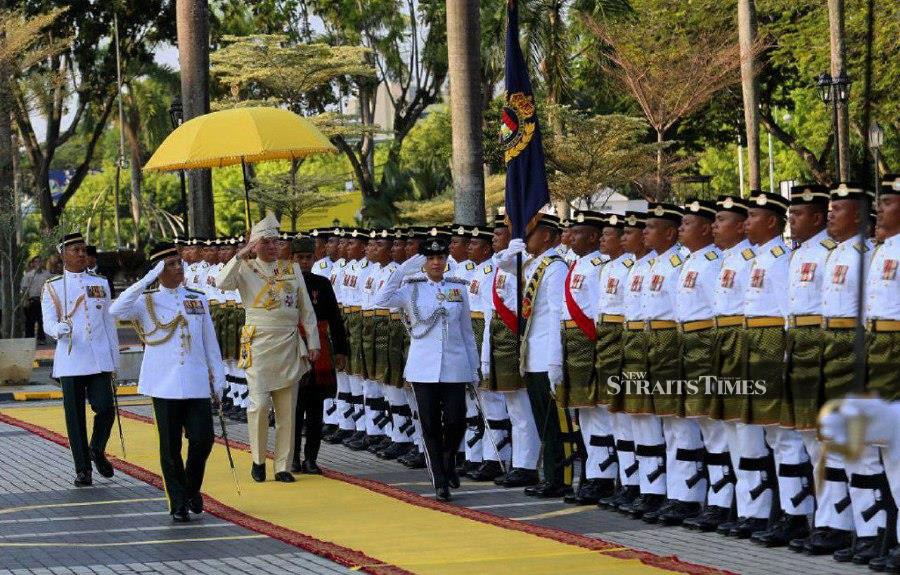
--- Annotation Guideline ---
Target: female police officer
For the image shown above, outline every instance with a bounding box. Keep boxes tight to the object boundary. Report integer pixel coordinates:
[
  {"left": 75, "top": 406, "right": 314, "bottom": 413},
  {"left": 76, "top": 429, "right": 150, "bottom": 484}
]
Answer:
[{"left": 374, "top": 235, "right": 480, "bottom": 501}]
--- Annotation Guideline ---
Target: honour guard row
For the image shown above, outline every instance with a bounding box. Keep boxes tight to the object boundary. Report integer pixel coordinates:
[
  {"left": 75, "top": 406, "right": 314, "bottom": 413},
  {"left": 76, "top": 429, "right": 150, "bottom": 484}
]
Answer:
[{"left": 41, "top": 175, "right": 899, "bottom": 571}]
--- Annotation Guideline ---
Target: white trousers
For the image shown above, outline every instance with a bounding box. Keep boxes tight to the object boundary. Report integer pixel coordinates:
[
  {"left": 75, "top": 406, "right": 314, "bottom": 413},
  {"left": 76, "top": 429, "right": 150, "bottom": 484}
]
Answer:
[
  {"left": 845, "top": 445, "right": 887, "bottom": 537},
  {"left": 349, "top": 375, "right": 365, "bottom": 432},
  {"left": 764, "top": 426, "right": 814, "bottom": 516},
  {"left": 504, "top": 388, "right": 540, "bottom": 470},
  {"left": 480, "top": 390, "right": 512, "bottom": 464},
  {"left": 385, "top": 386, "right": 412, "bottom": 443},
  {"left": 578, "top": 406, "right": 618, "bottom": 480},
  {"left": 464, "top": 390, "right": 484, "bottom": 463},
  {"left": 362, "top": 379, "right": 386, "bottom": 437},
  {"left": 723, "top": 421, "right": 770, "bottom": 519},
  {"left": 405, "top": 387, "right": 424, "bottom": 449},
  {"left": 613, "top": 412, "right": 639, "bottom": 487},
  {"left": 336, "top": 371, "right": 355, "bottom": 431},
  {"left": 884, "top": 445, "right": 900, "bottom": 545},
  {"left": 632, "top": 413, "right": 666, "bottom": 495},
  {"left": 697, "top": 417, "right": 734, "bottom": 508},
  {"left": 663, "top": 416, "right": 706, "bottom": 503},
  {"left": 800, "top": 430, "right": 854, "bottom": 530}
]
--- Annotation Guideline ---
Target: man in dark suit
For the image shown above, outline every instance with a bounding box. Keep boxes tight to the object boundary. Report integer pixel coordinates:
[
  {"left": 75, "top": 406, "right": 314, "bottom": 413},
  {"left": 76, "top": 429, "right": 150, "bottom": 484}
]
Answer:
[{"left": 291, "top": 237, "right": 349, "bottom": 474}]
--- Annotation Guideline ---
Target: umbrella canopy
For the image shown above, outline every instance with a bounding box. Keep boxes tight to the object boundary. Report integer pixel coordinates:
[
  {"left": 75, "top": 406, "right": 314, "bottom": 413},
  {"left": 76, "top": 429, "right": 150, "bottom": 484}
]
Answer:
[{"left": 143, "top": 106, "right": 336, "bottom": 172}]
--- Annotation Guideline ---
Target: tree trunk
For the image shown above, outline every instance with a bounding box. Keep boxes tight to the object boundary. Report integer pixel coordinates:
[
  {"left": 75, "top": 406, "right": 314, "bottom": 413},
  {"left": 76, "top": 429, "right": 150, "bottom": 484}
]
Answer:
[
  {"left": 447, "top": 0, "right": 485, "bottom": 226},
  {"left": 656, "top": 128, "right": 665, "bottom": 200},
  {"left": 177, "top": 0, "right": 214, "bottom": 236},
  {"left": 122, "top": 95, "right": 143, "bottom": 249},
  {"left": 1, "top": 109, "right": 20, "bottom": 339},
  {"left": 737, "top": 0, "right": 761, "bottom": 191},
  {"left": 827, "top": 0, "right": 850, "bottom": 182}
]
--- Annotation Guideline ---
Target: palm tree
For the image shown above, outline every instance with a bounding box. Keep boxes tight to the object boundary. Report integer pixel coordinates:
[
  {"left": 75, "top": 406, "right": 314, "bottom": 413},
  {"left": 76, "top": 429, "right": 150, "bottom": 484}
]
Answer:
[
  {"left": 447, "top": 0, "right": 486, "bottom": 225},
  {"left": 176, "top": 0, "right": 214, "bottom": 236}
]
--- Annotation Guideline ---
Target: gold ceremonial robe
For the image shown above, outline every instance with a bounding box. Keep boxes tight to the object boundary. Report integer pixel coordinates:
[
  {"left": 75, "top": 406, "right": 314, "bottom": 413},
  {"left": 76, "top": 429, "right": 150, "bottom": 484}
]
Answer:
[{"left": 217, "top": 257, "right": 320, "bottom": 392}]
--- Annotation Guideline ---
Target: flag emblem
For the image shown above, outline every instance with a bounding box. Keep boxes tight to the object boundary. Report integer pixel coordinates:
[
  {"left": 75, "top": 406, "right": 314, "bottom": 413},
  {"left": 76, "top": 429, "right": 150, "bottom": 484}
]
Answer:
[{"left": 501, "top": 92, "right": 537, "bottom": 163}]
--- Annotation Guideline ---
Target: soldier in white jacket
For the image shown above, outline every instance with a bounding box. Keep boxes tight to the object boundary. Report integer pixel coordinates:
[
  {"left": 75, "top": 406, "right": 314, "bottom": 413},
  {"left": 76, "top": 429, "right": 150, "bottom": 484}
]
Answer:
[
  {"left": 41, "top": 232, "right": 120, "bottom": 487},
  {"left": 110, "top": 242, "right": 224, "bottom": 523},
  {"left": 374, "top": 238, "right": 479, "bottom": 502}
]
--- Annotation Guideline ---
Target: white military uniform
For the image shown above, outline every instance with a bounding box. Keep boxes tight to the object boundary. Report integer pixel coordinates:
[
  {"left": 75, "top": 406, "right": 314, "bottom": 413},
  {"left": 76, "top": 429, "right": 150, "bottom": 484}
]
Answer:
[
  {"left": 470, "top": 258, "right": 512, "bottom": 467},
  {"left": 361, "top": 261, "right": 397, "bottom": 438},
  {"left": 823, "top": 235, "right": 882, "bottom": 538},
  {"left": 600, "top": 251, "right": 638, "bottom": 489},
  {"left": 42, "top": 270, "right": 119, "bottom": 377},
  {"left": 345, "top": 257, "right": 374, "bottom": 432},
  {"left": 331, "top": 257, "right": 356, "bottom": 432},
  {"left": 313, "top": 256, "right": 334, "bottom": 279},
  {"left": 454, "top": 260, "right": 485, "bottom": 464},
  {"left": 677, "top": 243, "right": 730, "bottom": 508}
]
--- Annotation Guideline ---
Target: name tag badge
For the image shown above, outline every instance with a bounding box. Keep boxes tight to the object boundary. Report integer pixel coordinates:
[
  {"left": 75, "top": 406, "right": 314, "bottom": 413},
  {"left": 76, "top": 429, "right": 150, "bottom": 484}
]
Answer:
[
  {"left": 86, "top": 285, "right": 106, "bottom": 299},
  {"left": 183, "top": 299, "right": 205, "bottom": 314}
]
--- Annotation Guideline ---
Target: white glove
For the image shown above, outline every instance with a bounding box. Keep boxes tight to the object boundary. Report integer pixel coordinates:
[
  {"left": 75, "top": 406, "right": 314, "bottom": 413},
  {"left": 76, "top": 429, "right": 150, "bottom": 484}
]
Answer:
[
  {"left": 399, "top": 254, "right": 427, "bottom": 276},
  {"left": 548, "top": 364, "right": 564, "bottom": 392},
  {"left": 480, "top": 362, "right": 491, "bottom": 379},
  {"left": 142, "top": 260, "right": 166, "bottom": 286},
  {"left": 838, "top": 398, "right": 898, "bottom": 446},
  {"left": 55, "top": 321, "right": 71, "bottom": 336},
  {"left": 496, "top": 239, "right": 526, "bottom": 273}
]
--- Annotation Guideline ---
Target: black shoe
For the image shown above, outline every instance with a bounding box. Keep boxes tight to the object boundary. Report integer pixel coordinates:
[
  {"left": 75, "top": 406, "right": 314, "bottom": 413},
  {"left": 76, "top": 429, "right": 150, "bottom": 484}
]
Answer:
[
  {"left": 236, "top": 409, "right": 248, "bottom": 423},
  {"left": 751, "top": 514, "right": 809, "bottom": 547},
  {"left": 90, "top": 449, "right": 114, "bottom": 478},
  {"left": 524, "top": 481, "right": 552, "bottom": 496},
  {"left": 530, "top": 483, "right": 573, "bottom": 499},
  {"left": 291, "top": 458, "right": 303, "bottom": 473},
  {"left": 188, "top": 494, "right": 204, "bottom": 514},
  {"left": 364, "top": 434, "right": 389, "bottom": 452},
  {"left": 345, "top": 437, "right": 367, "bottom": 451},
  {"left": 455, "top": 454, "right": 468, "bottom": 474},
  {"left": 469, "top": 461, "right": 504, "bottom": 482},
  {"left": 251, "top": 462, "right": 266, "bottom": 482},
  {"left": 397, "top": 447, "right": 418, "bottom": 465},
  {"left": 172, "top": 506, "right": 190, "bottom": 522},
  {"left": 658, "top": 501, "right": 702, "bottom": 526},
  {"left": 500, "top": 468, "right": 540, "bottom": 488},
  {"left": 378, "top": 442, "right": 413, "bottom": 460},
  {"left": 804, "top": 527, "right": 853, "bottom": 555},
  {"left": 683, "top": 505, "right": 730, "bottom": 532},
  {"left": 402, "top": 450, "right": 427, "bottom": 469},
  {"left": 626, "top": 493, "right": 666, "bottom": 519},
  {"left": 599, "top": 485, "right": 638, "bottom": 509},
  {"left": 73, "top": 471, "right": 93, "bottom": 487},
  {"left": 435, "top": 485, "right": 451, "bottom": 501},
  {"left": 565, "top": 478, "right": 615, "bottom": 505},
  {"left": 642, "top": 498, "right": 678, "bottom": 524},
  {"left": 324, "top": 428, "right": 353, "bottom": 444},
  {"left": 881, "top": 545, "right": 900, "bottom": 572},
  {"left": 728, "top": 516, "right": 768, "bottom": 538},
  {"left": 447, "top": 467, "right": 460, "bottom": 489},
  {"left": 322, "top": 423, "right": 338, "bottom": 436},
  {"left": 833, "top": 535, "right": 881, "bottom": 565},
  {"left": 274, "top": 471, "right": 295, "bottom": 482},
  {"left": 300, "top": 461, "right": 322, "bottom": 475},
  {"left": 869, "top": 552, "right": 890, "bottom": 572},
  {"left": 716, "top": 519, "right": 740, "bottom": 536}
]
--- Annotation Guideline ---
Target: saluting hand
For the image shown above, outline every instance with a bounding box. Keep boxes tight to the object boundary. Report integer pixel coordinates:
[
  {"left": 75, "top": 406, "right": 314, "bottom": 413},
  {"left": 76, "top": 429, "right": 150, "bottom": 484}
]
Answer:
[
  {"left": 398, "top": 254, "right": 427, "bottom": 276},
  {"left": 496, "top": 238, "right": 526, "bottom": 273},
  {"left": 142, "top": 260, "right": 166, "bottom": 286},
  {"left": 236, "top": 238, "right": 258, "bottom": 260}
]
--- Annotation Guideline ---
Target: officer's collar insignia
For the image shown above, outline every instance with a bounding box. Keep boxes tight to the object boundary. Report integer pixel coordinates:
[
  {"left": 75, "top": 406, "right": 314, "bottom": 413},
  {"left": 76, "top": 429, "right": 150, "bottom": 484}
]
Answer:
[
  {"left": 591, "top": 256, "right": 603, "bottom": 266},
  {"left": 771, "top": 245, "right": 786, "bottom": 257},
  {"left": 319, "top": 262, "right": 327, "bottom": 268},
  {"left": 623, "top": 258, "right": 634, "bottom": 268},
  {"left": 483, "top": 265, "right": 493, "bottom": 274},
  {"left": 741, "top": 248, "right": 755, "bottom": 260},
  {"left": 853, "top": 242, "right": 869, "bottom": 253},
  {"left": 820, "top": 238, "right": 837, "bottom": 250},
  {"left": 465, "top": 262, "right": 475, "bottom": 270},
  {"left": 669, "top": 254, "right": 683, "bottom": 267}
]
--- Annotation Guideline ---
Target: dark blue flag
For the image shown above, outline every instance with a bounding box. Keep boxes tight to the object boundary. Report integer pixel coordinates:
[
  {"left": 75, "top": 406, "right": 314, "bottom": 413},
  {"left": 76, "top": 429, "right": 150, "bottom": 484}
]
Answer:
[{"left": 502, "top": 0, "right": 550, "bottom": 239}]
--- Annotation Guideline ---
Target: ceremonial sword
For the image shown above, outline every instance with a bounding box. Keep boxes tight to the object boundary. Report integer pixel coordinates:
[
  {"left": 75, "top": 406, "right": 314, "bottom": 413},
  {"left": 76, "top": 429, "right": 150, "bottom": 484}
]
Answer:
[
  {"left": 405, "top": 387, "right": 436, "bottom": 489},
  {"left": 209, "top": 376, "right": 242, "bottom": 496}
]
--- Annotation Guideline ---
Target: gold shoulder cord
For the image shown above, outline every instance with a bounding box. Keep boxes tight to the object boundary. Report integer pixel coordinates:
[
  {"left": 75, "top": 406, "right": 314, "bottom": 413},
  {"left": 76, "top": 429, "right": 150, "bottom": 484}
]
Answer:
[{"left": 132, "top": 292, "right": 189, "bottom": 347}]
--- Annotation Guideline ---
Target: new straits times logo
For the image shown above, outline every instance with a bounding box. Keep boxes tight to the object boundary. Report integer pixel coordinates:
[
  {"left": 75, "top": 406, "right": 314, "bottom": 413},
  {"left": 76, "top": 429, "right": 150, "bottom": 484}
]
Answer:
[{"left": 607, "top": 372, "right": 768, "bottom": 395}]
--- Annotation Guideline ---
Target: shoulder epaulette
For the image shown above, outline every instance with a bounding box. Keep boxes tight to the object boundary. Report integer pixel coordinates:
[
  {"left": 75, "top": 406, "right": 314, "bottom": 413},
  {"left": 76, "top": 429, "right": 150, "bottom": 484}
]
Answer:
[
  {"left": 648, "top": 258, "right": 656, "bottom": 266},
  {"left": 318, "top": 261, "right": 328, "bottom": 269},
  {"left": 704, "top": 250, "right": 719, "bottom": 261},
  {"left": 741, "top": 248, "right": 755, "bottom": 261},
  {"left": 623, "top": 258, "right": 634, "bottom": 268},
  {"left": 465, "top": 262, "right": 476, "bottom": 271},
  {"left": 142, "top": 288, "right": 159, "bottom": 295},
  {"left": 483, "top": 265, "right": 493, "bottom": 274},
  {"left": 45, "top": 274, "right": 62, "bottom": 284},
  {"left": 185, "top": 287, "right": 205, "bottom": 295},
  {"left": 853, "top": 242, "right": 869, "bottom": 253},
  {"left": 591, "top": 257, "right": 603, "bottom": 266},
  {"left": 771, "top": 245, "right": 786, "bottom": 258},
  {"left": 405, "top": 277, "right": 427, "bottom": 284},
  {"left": 820, "top": 238, "right": 837, "bottom": 251},
  {"left": 669, "top": 254, "right": 683, "bottom": 267},
  {"left": 445, "top": 277, "right": 468, "bottom": 285}
]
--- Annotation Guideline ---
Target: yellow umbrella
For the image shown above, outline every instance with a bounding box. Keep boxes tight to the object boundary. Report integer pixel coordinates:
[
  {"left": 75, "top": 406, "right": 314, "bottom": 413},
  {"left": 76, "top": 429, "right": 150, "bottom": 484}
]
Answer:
[{"left": 143, "top": 106, "right": 337, "bottom": 227}]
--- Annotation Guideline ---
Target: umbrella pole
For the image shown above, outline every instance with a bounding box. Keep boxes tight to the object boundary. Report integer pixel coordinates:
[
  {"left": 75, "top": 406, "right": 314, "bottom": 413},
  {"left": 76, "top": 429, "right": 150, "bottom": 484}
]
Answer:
[{"left": 241, "top": 158, "right": 252, "bottom": 230}]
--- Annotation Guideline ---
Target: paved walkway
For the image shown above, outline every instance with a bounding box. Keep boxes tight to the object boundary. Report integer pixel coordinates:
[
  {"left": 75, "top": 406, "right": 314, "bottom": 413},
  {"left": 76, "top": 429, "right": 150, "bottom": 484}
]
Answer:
[{"left": 0, "top": 398, "right": 873, "bottom": 575}]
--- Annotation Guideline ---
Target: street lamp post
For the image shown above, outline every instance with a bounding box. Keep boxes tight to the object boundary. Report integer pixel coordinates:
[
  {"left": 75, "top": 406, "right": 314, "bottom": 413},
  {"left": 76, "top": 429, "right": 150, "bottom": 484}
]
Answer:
[
  {"left": 817, "top": 72, "right": 852, "bottom": 182},
  {"left": 869, "top": 121, "right": 883, "bottom": 202},
  {"left": 168, "top": 96, "right": 188, "bottom": 234}
]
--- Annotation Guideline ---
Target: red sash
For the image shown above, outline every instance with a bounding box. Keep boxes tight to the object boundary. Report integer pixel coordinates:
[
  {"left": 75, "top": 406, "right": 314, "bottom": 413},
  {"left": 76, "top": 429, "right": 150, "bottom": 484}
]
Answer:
[
  {"left": 564, "top": 263, "right": 597, "bottom": 342},
  {"left": 492, "top": 271, "right": 518, "bottom": 334}
]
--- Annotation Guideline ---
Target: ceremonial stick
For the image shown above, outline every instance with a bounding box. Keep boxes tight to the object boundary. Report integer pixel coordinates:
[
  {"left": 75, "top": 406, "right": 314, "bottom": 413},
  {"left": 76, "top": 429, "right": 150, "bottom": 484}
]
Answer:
[
  {"left": 209, "top": 375, "right": 242, "bottom": 496},
  {"left": 110, "top": 372, "right": 127, "bottom": 458},
  {"left": 466, "top": 382, "right": 508, "bottom": 476}
]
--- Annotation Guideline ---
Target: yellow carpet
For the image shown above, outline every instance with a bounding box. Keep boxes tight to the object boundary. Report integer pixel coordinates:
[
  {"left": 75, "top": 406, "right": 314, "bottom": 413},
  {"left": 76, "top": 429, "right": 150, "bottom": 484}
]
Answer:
[{"left": 1, "top": 405, "right": 701, "bottom": 575}]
